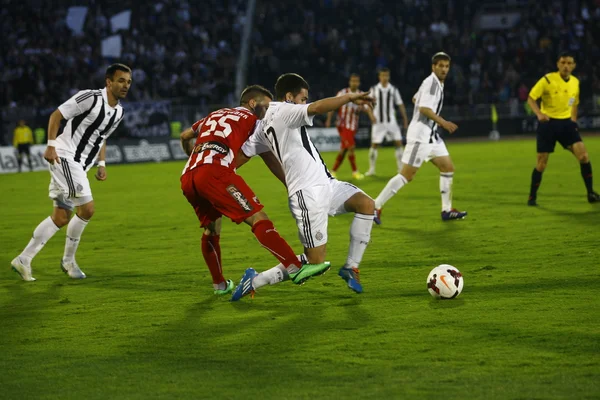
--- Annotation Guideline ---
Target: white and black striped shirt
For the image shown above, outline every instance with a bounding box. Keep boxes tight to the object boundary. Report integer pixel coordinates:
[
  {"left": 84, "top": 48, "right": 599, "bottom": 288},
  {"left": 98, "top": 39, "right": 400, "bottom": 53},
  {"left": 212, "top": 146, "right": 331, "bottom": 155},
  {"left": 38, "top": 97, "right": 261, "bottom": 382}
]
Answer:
[
  {"left": 406, "top": 72, "right": 444, "bottom": 143},
  {"left": 55, "top": 88, "right": 124, "bottom": 171},
  {"left": 369, "top": 83, "right": 403, "bottom": 124}
]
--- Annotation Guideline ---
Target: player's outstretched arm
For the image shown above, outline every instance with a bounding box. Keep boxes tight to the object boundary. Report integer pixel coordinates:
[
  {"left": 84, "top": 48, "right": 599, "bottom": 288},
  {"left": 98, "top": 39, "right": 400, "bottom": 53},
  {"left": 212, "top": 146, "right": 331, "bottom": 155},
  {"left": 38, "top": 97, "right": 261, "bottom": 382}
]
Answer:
[
  {"left": 307, "top": 92, "right": 374, "bottom": 116},
  {"left": 419, "top": 107, "right": 458, "bottom": 134},
  {"left": 44, "top": 109, "right": 65, "bottom": 165}
]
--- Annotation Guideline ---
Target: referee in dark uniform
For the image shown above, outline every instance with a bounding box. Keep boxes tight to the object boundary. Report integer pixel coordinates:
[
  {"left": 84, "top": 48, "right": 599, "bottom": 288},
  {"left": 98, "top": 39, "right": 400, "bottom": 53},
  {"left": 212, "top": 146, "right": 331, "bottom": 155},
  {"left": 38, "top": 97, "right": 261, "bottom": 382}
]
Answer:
[{"left": 527, "top": 52, "right": 599, "bottom": 205}]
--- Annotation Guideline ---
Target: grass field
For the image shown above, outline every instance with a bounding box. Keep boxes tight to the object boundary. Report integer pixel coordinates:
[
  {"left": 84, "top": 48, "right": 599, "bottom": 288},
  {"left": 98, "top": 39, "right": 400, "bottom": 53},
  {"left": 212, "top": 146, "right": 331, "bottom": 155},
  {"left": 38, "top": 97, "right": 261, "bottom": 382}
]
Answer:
[{"left": 1, "top": 137, "right": 599, "bottom": 399}]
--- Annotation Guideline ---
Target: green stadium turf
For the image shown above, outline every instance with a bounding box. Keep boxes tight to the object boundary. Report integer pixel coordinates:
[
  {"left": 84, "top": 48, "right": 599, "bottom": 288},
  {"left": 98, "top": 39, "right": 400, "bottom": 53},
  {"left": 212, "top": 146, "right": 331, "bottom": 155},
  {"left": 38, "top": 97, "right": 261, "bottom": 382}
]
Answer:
[{"left": 1, "top": 137, "right": 599, "bottom": 399}]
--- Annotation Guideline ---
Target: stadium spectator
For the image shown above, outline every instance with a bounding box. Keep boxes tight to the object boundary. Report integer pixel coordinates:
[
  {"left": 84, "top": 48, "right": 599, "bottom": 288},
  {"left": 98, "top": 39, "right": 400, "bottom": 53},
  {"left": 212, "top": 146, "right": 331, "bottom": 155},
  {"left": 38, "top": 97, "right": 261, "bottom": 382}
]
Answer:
[{"left": 1, "top": 0, "right": 599, "bottom": 114}]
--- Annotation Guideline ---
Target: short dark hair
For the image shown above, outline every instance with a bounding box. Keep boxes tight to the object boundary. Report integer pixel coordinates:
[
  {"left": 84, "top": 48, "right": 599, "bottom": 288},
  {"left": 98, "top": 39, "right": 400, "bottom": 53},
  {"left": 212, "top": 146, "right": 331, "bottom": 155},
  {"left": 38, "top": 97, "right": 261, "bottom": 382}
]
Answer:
[
  {"left": 378, "top": 68, "right": 390, "bottom": 75},
  {"left": 432, "top": 52, "right": 451, "bottom": 65},
  {"left": 239, "top": 85, "right": 274, "bottom": 105},
  {"left": 558, "top": 51, "right": 575, "bottom": 61},
  {"left": 105, "top": 63, "right": 132, "bottom": 80},
  {"left": 275, "top": 73, "right": 309, "bottom": 100},
  {"left": 349, "top": 73, "right": 360, "bottom": 79}
]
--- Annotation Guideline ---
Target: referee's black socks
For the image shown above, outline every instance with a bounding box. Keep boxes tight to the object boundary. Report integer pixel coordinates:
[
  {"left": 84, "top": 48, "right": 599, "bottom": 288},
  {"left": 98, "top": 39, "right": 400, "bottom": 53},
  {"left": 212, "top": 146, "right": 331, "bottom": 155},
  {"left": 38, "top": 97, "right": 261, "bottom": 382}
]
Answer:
[
  {"left": 580, "top": 162, "right": 593, "bottom": 194},
  {"left": 529, "top": 168, "right": 543, "bottom": 199}
]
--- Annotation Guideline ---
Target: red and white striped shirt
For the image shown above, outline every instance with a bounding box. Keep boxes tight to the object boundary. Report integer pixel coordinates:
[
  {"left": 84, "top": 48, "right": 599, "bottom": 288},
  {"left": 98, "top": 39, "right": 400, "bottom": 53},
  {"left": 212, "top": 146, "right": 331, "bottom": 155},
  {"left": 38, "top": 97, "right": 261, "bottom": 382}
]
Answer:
[
  {"left": 181, "top": 107, "right": 257, "bottom": 175},
  {"left": 335, "top": 88, "right": 362, "bottom": 132}
]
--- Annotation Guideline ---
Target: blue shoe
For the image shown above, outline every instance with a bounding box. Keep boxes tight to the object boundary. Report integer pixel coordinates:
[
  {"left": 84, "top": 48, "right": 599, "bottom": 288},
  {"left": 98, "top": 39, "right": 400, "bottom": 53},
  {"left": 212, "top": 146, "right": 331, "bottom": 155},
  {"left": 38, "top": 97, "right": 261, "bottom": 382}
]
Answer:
[
  {"left": 441, "top": 208, "right": 467, "bottom": 221},
  {"left": 230, "top": 268, "right": 258, "bottom": 301},
  {"left": 373, "top": 209, "right": 382, "bottom": 225},
  {"left": 338, "top": 266, "right": 363, "bottom": 293}
]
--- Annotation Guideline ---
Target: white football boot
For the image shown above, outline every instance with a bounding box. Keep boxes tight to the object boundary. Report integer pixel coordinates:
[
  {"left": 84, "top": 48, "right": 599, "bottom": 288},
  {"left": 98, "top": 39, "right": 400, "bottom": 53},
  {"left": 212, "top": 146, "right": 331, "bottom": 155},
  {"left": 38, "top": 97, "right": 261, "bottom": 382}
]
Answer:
[
  {"left": 61, "top": 260, "right": 86, "bottom": 279},
  {"left": 11, "top": 256, "right": 36, "bottom": 281}
]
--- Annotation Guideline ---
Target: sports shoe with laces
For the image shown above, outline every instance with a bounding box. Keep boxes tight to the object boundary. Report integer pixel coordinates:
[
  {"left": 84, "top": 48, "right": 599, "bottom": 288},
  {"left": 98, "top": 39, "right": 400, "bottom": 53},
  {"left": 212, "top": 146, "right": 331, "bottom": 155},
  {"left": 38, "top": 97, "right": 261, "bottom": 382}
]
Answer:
[
  {"left": 352, "top": 171, "right": 365, "bottom": 180},
  {"left": 61, "top": 260, "right": 86, "bottom": 279},
  {"left": 214, "top": 279, "right": 235, "bottom": 295},
  {"left": 338, "top": 266, "right": 363, "bottom": 293},
  {"left": 373, "top": 208, "right": 382, "bottom": 225},
  {"left": 11, "top": 256, "right": 36, "bottom": 282},
  {"left": 289, "top": 262, "right": 331, "bottom": 285},
  {"left": 230, "top": 268, "right": 258, "bottom": 301},
  {"left": 588, "top": 191, "right": 600, "bottom": 203},
  {"left": 441, "top": 209, "right": 467, "bottom": 221}
]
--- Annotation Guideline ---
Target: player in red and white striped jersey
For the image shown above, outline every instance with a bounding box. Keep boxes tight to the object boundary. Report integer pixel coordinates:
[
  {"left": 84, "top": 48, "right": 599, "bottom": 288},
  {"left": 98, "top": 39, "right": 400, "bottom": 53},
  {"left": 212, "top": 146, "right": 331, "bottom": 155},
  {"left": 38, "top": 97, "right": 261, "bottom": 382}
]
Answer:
[
  {"left": 179, "top": 85, "right": 329, "bottom": 295},
  {"left": 325, "top": 74, "right": 375, "bottom": 180}
]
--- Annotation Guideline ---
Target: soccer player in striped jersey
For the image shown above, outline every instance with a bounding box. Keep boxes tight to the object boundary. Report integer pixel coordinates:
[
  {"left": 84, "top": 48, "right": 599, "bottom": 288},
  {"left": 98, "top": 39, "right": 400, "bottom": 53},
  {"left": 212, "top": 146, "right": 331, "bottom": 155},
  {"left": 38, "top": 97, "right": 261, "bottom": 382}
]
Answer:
[
  {"left": 180, "top": 85, "right": 329, "bottom": 296},
  {"left": 325, "top": 74, "right": 375, "bottom": 180},
  {"left": 231, "top": 73, "right": 376, "bottom": 300},
  {"left": 366, "top": 68, "right": 409, "bottom": 176},
  {"left": 527, "top": 52, "right": 599, "bottom": 205},
  {"left": 373, "top": 52, "right": 467, "bottom": 223},
  {"left": 11, "top": 64, "right": 131, "bottom": 281}
]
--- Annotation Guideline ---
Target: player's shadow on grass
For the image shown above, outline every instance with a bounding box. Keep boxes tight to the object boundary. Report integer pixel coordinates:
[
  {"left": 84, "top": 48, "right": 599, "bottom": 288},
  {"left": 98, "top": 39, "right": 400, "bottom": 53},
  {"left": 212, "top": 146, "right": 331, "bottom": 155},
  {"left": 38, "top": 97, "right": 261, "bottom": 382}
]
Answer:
[{"left": 536, "top": 204, "right": 599, "bottom": 219}]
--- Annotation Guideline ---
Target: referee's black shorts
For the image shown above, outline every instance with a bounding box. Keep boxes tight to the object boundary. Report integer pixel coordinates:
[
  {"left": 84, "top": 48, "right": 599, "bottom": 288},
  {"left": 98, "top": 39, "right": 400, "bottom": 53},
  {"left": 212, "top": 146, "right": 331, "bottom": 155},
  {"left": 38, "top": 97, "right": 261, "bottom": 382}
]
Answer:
[
  {"left": 17, "top": 143, "right": 31, "bottom": 155},
  {"left": 536, "top": 118, "right": 582, "bottom": 153}
]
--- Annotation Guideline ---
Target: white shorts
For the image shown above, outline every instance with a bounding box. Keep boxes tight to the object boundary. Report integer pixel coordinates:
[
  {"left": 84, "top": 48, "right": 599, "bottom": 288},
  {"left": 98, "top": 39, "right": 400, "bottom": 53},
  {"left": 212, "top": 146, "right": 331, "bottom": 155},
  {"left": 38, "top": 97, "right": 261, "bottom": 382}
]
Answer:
[
  {"left": 288, "top": 179, "right": 364, "bottom": 248},
  {"left": 371, "top": 122, "right": 402, "bottom": 144},
  {"left": 48, "top": 157, "right": 93, "bottom": 210},
  {"left": 401, "top": 139, "right": 449, "bottom": 168}
]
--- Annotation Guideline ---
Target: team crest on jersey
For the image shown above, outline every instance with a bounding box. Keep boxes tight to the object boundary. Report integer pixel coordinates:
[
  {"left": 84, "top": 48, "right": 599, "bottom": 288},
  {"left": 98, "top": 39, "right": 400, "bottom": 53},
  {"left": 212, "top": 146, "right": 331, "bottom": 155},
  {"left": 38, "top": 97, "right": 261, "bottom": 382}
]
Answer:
[
  {"left": 315, "top": 231, "right": 324, "bottom": 241},
  {"left": 227, "top": 185, "right": 253, "bottom": 212}
]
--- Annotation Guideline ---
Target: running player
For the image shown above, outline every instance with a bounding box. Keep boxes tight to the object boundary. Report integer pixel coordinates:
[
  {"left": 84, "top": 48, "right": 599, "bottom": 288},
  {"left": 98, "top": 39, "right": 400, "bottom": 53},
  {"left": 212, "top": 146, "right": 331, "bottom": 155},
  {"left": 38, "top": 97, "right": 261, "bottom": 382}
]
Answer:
[
  {"left": 180, "top": 85, "right": 329, "bottom": 295},
  {"left": 527, "top": 52, "right": 599, "bottom": 205},
  {"left": 366, "top": 68, "right": 408, "bottom": 176},
  {"left": 373, "top": 52, "right": 467, "bottom": 224},
  {"left": 11, "top": 64, "right": 131, "bottom": 281},
  {"left": 325, "top": 73, "right": 375, "bottom": 180},
  {"left": 231, "top": 73, "right": 376, "bottom": 300}
]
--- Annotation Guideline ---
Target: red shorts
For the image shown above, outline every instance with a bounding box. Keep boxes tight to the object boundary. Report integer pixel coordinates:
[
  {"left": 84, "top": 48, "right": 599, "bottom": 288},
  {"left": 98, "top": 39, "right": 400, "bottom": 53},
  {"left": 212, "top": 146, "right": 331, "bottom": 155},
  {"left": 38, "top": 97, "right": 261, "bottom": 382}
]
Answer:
[
  {"left": 181, "top": 164, "right": 263, "bottom": 227},
  {"left": 338, "top": 127, "right": 357, "bottom": 149}
]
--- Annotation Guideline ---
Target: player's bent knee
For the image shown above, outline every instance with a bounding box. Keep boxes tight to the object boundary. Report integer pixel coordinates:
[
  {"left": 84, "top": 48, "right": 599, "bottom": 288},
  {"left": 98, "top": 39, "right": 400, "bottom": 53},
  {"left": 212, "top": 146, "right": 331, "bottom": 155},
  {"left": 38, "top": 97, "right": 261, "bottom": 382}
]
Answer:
[
  {"left": 579, "top": 152, "right": 589, "bottom": 163},
  {"left": 78, "top": 202, "right": 95, "bottom": 220},
  {"left": 246, "top": 210, "right": 269, "bottom": 226},
  {"left": 305, "top": 246, "right": 326, "bottom": 264},
  {"left": 51, "top": 210, "right": 70, "bottom": 227}
]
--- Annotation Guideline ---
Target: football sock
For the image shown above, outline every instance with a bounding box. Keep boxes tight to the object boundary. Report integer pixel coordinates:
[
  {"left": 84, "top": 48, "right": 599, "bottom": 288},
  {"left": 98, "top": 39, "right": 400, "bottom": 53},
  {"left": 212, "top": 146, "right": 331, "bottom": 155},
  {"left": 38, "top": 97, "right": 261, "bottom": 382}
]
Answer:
[
  {"left": 349, "top": 153, "right": 357, "bottom": 172},
  {"left": 253, "top": 265, "right": 289, "bottom": 289},
  {"left": 346, "top": 213, "right": 373, "bottom": 269},
  {"left": 580, "top": 162, "right": 593, "bottom": 193},
  {"left": 63, "top": 214, "right": 88, "bottom": 262},
  {"left": 201, "top": 234, "right": 225, "bottom": 287},
  {"left": 252, "top": 220, "right": 301, "bottom": 273},
  {"left": 20, "top": 216, "right": 61, "bottom": 264},
  {"left": 374, "top": 174, "right": 408, "bottom": 209},
  {"left": 440, "top": 172, "right": 454, "bottom": 212},
  {"left": 529, "top": 168, "right": 543, "bottom": 199},
  {"left": 332, "top": 152, "right": 345, "bottom": 172},
  {"left": 395, "top": 146, "right": 404, "bottom": 171},
  {"left": 368, "top": 147, "right": 378, "bottom": 172}
]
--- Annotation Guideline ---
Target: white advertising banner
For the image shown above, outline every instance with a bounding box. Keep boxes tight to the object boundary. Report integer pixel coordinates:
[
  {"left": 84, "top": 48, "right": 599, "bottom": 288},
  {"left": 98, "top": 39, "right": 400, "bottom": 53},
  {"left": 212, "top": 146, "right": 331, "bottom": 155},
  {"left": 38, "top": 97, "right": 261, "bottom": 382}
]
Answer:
[
  {"left": 0, "top": 145, "right": 49, "bottom": 174},
  {"left": 307, "top": 127, "right": 340, "bottom": 152}
]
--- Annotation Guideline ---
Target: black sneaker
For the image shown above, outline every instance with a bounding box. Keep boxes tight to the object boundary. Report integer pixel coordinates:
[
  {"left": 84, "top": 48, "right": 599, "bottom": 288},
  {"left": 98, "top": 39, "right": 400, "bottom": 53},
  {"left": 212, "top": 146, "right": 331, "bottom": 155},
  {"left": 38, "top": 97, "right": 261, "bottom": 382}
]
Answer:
[
  {"left": 588, "top": 192, "right": 600, "bottom": 203},
  {"left": 527, "top": 196, "right": 537, "bottom": 206}
]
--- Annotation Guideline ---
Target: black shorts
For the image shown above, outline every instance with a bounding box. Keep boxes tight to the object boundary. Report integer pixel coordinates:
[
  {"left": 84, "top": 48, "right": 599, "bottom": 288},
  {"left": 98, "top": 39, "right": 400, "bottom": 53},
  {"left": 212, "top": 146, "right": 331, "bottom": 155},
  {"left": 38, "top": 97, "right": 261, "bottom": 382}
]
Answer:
[
  {"left": 536, "top": 118, "right": 582, "bottom": 153},
  {"left": 17, "top": 144, "right": 31, "bottom": 154}
]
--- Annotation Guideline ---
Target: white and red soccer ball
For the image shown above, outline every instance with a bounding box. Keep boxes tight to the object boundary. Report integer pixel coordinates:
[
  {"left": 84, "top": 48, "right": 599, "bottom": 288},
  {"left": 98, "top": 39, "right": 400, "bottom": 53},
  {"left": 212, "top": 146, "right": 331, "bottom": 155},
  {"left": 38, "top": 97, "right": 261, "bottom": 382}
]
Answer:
[{"left": 427, "top": 264, "right": 464, "bottom": 299}]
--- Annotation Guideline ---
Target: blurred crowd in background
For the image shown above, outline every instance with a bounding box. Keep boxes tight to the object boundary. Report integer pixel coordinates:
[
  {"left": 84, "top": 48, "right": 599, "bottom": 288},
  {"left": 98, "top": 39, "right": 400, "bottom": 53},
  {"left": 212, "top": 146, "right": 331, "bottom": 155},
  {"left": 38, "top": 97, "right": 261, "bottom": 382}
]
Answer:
[{"left": 1, "top": 0, "right": 599, "bottom": 113}]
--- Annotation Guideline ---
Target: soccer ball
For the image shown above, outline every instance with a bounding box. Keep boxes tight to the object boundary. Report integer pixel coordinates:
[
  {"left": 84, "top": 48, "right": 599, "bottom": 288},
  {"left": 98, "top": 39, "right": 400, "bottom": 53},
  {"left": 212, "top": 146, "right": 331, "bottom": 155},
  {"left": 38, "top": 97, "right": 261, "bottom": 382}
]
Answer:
[{"left": 427, "top": 264, "right": 464, "bottom": 299}]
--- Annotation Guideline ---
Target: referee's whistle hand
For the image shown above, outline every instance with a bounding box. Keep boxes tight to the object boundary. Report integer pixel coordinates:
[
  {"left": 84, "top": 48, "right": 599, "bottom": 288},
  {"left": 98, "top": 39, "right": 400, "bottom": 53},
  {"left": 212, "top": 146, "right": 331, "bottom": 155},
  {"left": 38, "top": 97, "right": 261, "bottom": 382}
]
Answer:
[{"left": 43, "top": 147, "right": 60, "bottom": 165}]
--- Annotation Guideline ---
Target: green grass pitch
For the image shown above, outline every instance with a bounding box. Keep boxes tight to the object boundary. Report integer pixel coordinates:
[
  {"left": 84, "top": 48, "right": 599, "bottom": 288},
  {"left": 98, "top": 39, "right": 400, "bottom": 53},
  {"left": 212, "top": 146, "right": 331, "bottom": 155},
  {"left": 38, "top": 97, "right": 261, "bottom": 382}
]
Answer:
[{"left": 1, "top": 137, "right": 599, "bottom": 399}]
